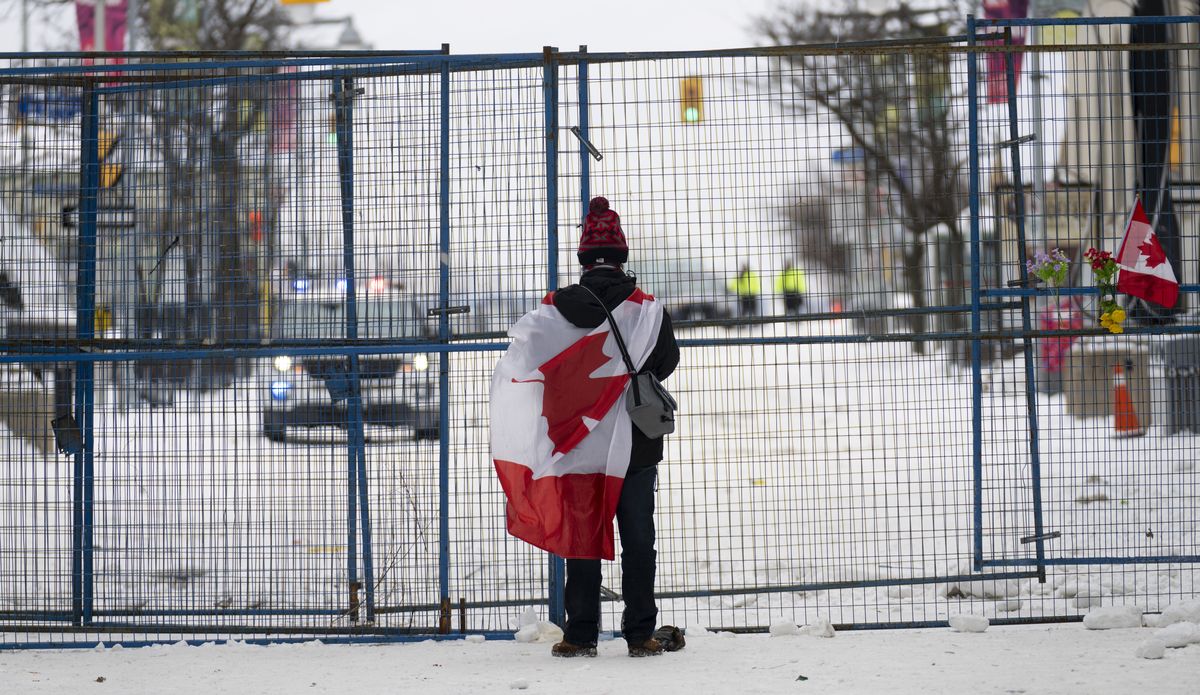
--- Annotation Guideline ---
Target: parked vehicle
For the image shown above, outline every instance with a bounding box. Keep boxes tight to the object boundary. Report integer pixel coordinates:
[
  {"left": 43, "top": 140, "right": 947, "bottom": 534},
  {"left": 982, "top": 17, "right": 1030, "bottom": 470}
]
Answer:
[
  {"left": 262, "top": 278, "right": 439, "bottom": 443},
  {"left": 626, "top": 259, "right": 737, "bottom": 322}
]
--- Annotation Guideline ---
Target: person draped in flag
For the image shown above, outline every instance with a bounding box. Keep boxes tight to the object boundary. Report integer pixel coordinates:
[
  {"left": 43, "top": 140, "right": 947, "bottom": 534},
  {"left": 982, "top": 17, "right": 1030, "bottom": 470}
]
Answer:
[{"left": 491, "top": 196, "right": 679, "bottom": 658}]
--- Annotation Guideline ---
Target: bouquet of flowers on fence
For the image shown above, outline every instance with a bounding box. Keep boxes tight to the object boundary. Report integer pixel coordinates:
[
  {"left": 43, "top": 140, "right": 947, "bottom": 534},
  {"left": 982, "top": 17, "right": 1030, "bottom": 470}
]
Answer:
[
  {"left": 1026, "top": 248, "right": 1070, "bottom": 289},
  {"left": 1085, "top": 247, "right": 1125, "bottom": 334}
]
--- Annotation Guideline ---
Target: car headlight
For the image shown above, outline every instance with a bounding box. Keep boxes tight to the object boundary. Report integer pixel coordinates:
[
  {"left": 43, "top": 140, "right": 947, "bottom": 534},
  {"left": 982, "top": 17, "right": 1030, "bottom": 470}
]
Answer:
[
  {"left": 270, "top": 381, "right": 292, "bottom": 401},
  {"left": 411, "top": 354, "right": 429, "bottom": 371},
  {"left": 273, "top": 355, "right": 294, "bottom": 373}
]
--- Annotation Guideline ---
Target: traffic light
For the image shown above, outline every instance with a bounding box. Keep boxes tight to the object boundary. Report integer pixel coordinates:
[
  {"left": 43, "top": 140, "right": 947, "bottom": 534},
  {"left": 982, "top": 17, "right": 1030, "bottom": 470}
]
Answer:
[{"left": 680, "top": 77, "right": 703, "bottom": 124}]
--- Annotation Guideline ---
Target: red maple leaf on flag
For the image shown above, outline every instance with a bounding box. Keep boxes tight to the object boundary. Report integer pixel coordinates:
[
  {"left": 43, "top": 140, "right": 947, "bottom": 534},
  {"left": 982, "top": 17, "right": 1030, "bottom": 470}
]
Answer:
[
  {"left": 1138, "top": 238, "right": 1167, "bottom": 268},
  {"left": 513, "top": 332, "right": 629, "bottom": 456}
]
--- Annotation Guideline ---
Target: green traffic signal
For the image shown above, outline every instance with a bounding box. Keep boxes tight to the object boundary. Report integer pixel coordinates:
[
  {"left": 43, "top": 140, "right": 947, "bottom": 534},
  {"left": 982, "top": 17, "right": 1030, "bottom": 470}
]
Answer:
[{"left": 680, "top": 76, "right": 703, "bottom": 124}]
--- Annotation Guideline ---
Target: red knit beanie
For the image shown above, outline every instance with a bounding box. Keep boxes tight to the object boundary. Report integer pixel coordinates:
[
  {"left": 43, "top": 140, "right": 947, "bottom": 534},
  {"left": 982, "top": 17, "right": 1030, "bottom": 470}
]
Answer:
[{"left": 577, "top": 196, "right": 629, "bottom": 266}]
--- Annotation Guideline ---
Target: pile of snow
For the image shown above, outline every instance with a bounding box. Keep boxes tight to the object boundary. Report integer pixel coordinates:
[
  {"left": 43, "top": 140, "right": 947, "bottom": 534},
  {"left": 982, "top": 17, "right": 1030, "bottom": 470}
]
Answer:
[
  {"left": 768, "top": 616, "right": 801, "bottom": 636},
  {"left": 1135, "top": 639, "right": 1166, "bottom": 660},
  {"left": 512, "top": 607, "right": 564, "bottom": 644},
  {"left": 1145, "top": 599, "right": 1200, "bottom": 628},
  {"left": 1152, "top": 622, "right": 1200, "bottom": 648},
  {"left": 1082, "top": 605, "right": 1143, "bottom": 630},
  {"left": 938, "top": 565, "right": 1029, "bottom": 601},
  {"left": 1061, "top": 579, "right": 1107, "bottom": 610},
  {"left": 949, "top": 614, "right": 990, "bottom": 633},
  {"left": 768, "top": 615, "right": 835, "bottom": 638},
  {"left": 800, "top": 617, "right": 836, "bottom": 638},
  {"left": 1079, "top": 601, "right": 1200, "bottom": 659}
]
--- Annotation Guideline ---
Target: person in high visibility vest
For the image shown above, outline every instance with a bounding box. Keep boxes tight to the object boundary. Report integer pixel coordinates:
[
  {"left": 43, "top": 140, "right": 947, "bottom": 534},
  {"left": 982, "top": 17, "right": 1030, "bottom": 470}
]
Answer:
[
  {"left": 728, "top": 264, "right": 761, "bottom": 317},
  {"left": 777, "top": 262, "right": 807, "bottom": 314}
]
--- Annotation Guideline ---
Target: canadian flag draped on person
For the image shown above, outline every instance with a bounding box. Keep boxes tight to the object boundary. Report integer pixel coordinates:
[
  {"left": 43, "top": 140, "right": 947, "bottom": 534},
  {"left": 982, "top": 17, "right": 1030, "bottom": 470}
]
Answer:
[
  {"left": 490, "top": 197, "right": 678, "bottom": 562},
  {"left": 1116, "top": 197, "right": 1180, "bottom": 308},
  {"left": 490, "top": 287, "right": 662, "bottom": 559}
]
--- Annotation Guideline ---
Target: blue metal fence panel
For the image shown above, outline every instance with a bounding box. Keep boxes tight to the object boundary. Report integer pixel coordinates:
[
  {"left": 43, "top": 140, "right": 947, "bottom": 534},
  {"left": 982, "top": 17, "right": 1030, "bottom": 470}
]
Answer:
[
  {"left": 1, "top": 18, "right": 1198, "bottom": 648},
  {"left": 972, "top": 13, "right": 1200, "bottom": 572}
]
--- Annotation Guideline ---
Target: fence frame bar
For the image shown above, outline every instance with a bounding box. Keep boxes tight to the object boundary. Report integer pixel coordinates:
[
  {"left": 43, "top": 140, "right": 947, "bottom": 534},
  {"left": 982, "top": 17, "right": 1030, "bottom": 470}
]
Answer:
[
  {"left": 438, "top": 47, "right": 454, "bottom": 612},
  {"left": 542, "top": 45, "right": 566, "bottom": 628},
  {"left": 1000, "top": 26, "right": 1048, "bottom": 583},
  {"left": 967, "top": 15, "right": 985, "bottom": 573},
  {"left": 332, "top": 74, "right": 375, "bottom": 622},
  {"left": 71, "top": 84, "right": 100, "bottom": 627}
]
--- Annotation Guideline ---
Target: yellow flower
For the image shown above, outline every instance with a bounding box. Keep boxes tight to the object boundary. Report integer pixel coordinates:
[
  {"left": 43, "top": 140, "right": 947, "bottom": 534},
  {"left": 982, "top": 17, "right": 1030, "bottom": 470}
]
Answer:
[
  {"left": 1111, "top": 309, "right": 1126, "bottom": 323},
  {"left": 1111, "top": 325, "right": 1124, "bottom": 334},
  {"left": 1100, "top": 312, "right": 1111, "bottom": 322}
]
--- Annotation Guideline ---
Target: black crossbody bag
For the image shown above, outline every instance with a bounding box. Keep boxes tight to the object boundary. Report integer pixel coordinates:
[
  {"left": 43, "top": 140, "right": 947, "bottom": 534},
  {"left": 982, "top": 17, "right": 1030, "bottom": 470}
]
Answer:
[{"left": 579, "top": 286, "right": 677, "bottom": 438}]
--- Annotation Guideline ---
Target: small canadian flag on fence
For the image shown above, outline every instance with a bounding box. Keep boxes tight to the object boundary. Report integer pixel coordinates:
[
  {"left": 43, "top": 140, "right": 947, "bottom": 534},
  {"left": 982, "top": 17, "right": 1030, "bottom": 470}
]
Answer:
[{"left": 1116, "top": 198, "right": 1179, "bottom": 308}]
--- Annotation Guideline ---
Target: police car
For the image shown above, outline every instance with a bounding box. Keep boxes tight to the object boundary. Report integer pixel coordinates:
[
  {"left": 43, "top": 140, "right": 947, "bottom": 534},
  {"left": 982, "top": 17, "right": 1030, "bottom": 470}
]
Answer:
[{"left": 262, "top": 277, "right": 439, "bottom": 443}]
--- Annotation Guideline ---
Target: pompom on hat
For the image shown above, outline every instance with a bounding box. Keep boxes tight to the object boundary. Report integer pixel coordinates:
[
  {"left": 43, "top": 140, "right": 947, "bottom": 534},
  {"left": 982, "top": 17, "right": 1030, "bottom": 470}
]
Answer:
[{"left": 577, "top": 196, "right": 629, "bottom": 266}]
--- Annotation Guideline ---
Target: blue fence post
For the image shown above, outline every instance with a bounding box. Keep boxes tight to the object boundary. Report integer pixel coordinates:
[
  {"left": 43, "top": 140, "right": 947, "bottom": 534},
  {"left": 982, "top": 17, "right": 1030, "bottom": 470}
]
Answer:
[
  {"left": 332, "top": 74, "right": 375, "bottom": 622},
  {"left": 438, "top": 44, "right": 453, "bottom": 627},
  {"left": 1001, "top": 27, "right": 1048, "bottom": 583},
  {"left": 73, "top": 84, "right": 99, "bottom": 626},
  {"left": 543, "top": 45, "right": 566, "bottom": 628},
  {"left": 578, "top": 46, "right": 591, "bottom": 212},
  {"left": 966, "top": 16, "right": 985, "bottom": 573}
]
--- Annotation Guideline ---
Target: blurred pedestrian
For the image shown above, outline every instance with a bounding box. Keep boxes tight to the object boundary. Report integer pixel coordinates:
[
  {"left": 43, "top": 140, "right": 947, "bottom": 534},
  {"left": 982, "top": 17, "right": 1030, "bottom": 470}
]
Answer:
[
  {"left": 777, "top": 262, "right": 807, "bottom": 314},
  {"left": 729, "top": 263, "right": 761, "bottom": 317}
]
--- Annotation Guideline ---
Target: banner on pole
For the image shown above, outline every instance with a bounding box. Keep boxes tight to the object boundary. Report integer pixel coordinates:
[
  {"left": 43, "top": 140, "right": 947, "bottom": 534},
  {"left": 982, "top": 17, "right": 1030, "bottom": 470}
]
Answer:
[
  {"left": 75, "top": 0, "right": 128, "bottom": 54},
  {"left": 982, "top": 0, "right": 1029, "bottom": 104}
]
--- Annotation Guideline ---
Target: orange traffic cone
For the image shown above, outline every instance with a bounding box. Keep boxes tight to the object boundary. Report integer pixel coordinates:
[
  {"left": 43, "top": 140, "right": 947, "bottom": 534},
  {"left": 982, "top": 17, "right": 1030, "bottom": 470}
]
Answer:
[{"left": 1112, "top": 364, "right": 1145, "bottom": 438}]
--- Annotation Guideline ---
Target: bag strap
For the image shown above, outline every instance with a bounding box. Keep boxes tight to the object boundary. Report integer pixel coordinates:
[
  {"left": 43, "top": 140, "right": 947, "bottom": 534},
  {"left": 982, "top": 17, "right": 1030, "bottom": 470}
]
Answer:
[
  {"left": 578, "top": 284, "right": 648, "bottom": 406},
  {"left": 577, "top": 284, "right": 638, "bottom": 376}
]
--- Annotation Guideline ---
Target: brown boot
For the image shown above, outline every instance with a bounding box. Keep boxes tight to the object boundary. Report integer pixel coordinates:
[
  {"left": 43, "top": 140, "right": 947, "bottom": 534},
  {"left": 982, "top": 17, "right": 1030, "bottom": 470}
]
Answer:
[
  {"left": 551, "top": 640, "right": 597, "bottom": 658},
  {"left": 627, "top": 637, "right": 664, "bottom": 657}
]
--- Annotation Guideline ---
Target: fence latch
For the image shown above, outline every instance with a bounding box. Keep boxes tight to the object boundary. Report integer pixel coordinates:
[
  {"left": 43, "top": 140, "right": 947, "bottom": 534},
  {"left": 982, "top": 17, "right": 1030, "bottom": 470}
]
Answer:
[
  {"left": 569, "top": 126, "right": 604, "bottom": 161},
  {"left": 427, "top": 305, "right": 471, "bottom": 318},
  {"left": 995, "top": 133, "right": 1037, "bottom": 149},
  {"left": 329, "top": 87, "right": 365, "bottom": 103},
  {"left": 1020, "top": 531, "right": 1061, "bottom": 544}
]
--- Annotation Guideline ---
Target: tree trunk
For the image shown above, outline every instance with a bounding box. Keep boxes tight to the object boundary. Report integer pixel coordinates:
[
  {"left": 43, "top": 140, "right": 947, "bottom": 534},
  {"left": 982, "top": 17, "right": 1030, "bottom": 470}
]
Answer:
[
  {"left": 210, "top": 90, "right": 259, "bottom": 382},
  {"left": 902, "top": 240, "right": 927, "bottom": 355}
]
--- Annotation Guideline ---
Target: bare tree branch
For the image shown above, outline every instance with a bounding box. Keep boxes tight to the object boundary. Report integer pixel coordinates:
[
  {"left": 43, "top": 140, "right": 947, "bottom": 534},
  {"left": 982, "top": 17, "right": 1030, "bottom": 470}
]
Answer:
[{"left": 755, "top": 0, "right": 971, "bottom": 347}]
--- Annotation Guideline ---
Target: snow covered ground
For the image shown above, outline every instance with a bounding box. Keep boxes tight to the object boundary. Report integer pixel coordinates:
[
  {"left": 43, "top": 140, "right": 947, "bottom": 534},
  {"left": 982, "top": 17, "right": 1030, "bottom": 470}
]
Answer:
[{"left": 2, "top": 622, "right": 1200, "bottom": 694}]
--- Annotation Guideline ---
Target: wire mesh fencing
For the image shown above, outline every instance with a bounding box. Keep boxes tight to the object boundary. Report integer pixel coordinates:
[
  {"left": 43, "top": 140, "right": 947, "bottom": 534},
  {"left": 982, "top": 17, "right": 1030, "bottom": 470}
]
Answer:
[
  {"left": 1, "top": 15, "right": 1198, "bottom": 649},
  {"left": 968, "top": 14, "right": 1200, "bottom": 602}
]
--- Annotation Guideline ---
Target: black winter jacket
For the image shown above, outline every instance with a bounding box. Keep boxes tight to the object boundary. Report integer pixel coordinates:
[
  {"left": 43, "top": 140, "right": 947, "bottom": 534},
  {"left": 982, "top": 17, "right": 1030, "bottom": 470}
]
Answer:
[{"left": 553, "top": 267, "right": 680, "bottom": 469}]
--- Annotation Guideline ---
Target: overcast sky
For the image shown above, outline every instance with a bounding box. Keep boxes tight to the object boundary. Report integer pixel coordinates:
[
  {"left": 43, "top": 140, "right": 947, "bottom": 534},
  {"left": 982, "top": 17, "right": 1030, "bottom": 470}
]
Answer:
[{"left": 0, "top": 0, "right": 792, "bottom": 54}]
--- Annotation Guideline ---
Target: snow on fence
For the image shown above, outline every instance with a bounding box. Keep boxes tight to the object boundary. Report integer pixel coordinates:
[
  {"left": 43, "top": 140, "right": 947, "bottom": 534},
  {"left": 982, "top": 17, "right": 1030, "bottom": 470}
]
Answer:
[{"left": 1, "top": 15, "right": 1198, "bottom": 649}]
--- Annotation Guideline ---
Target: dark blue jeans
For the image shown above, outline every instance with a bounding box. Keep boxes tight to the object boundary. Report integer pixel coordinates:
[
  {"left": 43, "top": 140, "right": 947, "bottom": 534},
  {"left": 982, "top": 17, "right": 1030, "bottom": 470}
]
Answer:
[{"left": 563, "top": 463, "right": 658, "bottom": 646}]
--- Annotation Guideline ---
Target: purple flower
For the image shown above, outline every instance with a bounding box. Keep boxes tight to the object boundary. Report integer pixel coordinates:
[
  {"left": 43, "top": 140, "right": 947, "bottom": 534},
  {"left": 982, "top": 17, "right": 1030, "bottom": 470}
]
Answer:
[{"left": 1027, "top": 248, "right": 1070, "bottom": 288}]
